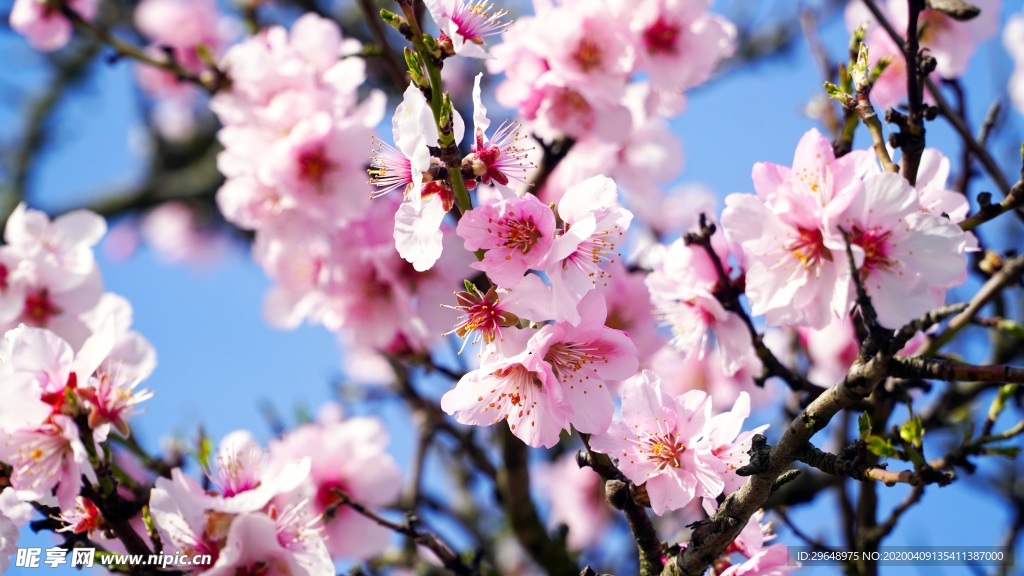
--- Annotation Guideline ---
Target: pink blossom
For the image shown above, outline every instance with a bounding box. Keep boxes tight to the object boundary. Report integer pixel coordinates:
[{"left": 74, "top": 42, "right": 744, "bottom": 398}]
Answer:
[
  {"left": 589, "top": 370, "right": 723, "bottom": 514},
  {"left": 652, "top": 344, "right": 768, "bottom": 412},
  {"left": 5, "top": 203, "right": 105, "bottom": 278},
  {"left": 269, "top": 412, "right": 402, "bottom": 559},
  {"left": 425, "top": 0, "right": 511, "bottom": 58},
  {"left": 261, "top": 112, "right": 374, "bottom": 224},
  {"left": 9, "top": 0, "right": 96, "bottom": 51},
  {"left": 619, "top": 0, "right": 736, "bottom": 94},
  {"left": 0, "top": 415, "right": 96, "bottom": 511},
  {"left": 149, "top": 469, "right": 221, "bottom": 562},
  {"left": 645, "top": 234, "right": 753, "bottom": 376},
  {"left": 457, "top": 193, "right": 556, "bottom": 287},
  {"left": 55, "top": 496, "right": 102, "bottom": 534},
  {"left": 203, "top": 431, "right": 311, "bottom": 514},
  {"left": 719, "top": 544, "right": 795, "bottom": 576},
  {"left": 535, "top": 452, "right": 612, "bottom": 550},
  {"left": 597, "top": 260, "right": 667, "bottom": 368},
  {"left": 464, "top": 74, "right": 535, "bottom": 190},
  {"left": 834, "top": 171, "right": 968, "bottom": 329},
  {"left": 799, "top": 317, "right": 861, "bottom": 387},
  {"left": 386, "top": 84, "right": 465, "bottom": 272},
  {"left": 487, "top": 2, "right": 634, "bottom": 142},
  {"left": 135, "top": 0, "right": 222, "bottom": 50},
  {"left": 544, "top": 175, "right": 633, "bottom": 325},
  {"left": 537, "top": 0, "right": 636, "bottom": 105},
  {"left": 721, "top": 129, "right": 873, "bottom": 328},
  {"left": 203, "top": 512, "right": 333, "bottom": 576},
  {"left": 444, "top": 273, "right": 558, "bottom": 358},
  {"left": 704, "top": 392, "right": 769, "bottom": 494},
  {"left": 442, "top": 291, "right": 638, "bottom": 447}
]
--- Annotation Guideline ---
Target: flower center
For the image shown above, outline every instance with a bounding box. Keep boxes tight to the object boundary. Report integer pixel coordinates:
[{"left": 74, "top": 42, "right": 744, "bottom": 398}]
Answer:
[
  {"left": 23, "top": 289, "right": 61, "bottom": 325},
  {"left": 544, "top": 341, "right": 603, "bottom": 383},
  {"left": 789, "top": 227, "right": 829, "bottom": 269},
  {"left": 853, "top": 227, "right": 894, "bottom": 275},
  {"left": 444, "top": 286, "right": 518, "bottom": 350},
  {"left": 208, "top": 444, "right": 268, "bottom": 497},
  {"left": 642, "top": 433, "right": 686, "bottom": 470},
  {"left": 498, "top": 212, "right": 542, "bottom": 254},
  {"left": 451, "top": 0, "right": 510, "bottom": 42},
  {"left": 573, "top": 39, "right": 604, "bottom": 73},
  {"left": 298, "top": 146, "right": 335, "bottom": 186},
  {"left": 643, "top": 17, "right": 680, "bottom": 55}
]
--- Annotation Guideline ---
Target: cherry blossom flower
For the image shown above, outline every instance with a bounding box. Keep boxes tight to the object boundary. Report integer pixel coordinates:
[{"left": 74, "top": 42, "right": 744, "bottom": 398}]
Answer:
[
  {"left": 589, "top": 370, "right": 722, "bottom": 514},
  {"left": 270, "top": 409, "right": 402, "bottom": 559},
  {"left": 0, "top": 415, "right": 97, "bottom": 511},
  {"left": 457, "top": 193, "right": 556, "bottom": 287},
  {"left": 203, "top": 431, "right": 311, "bottom": 514},
  {"left": 834, "top": 171, "right": 968, "bottom": 329},
  {"left": 443, "top": 273, "right": 557, "bottom": 357},
  {"left": 55, "top": 496, "right": 102, "bottom": 534},
  {"left": 487, "top": 2, "right": 634, "bottom": 142},
  {"left": 619, "top": 0, "right": 736, "bottom": 94},
  {"left": 149, "top": 469, "right": 222, "bottom": 562},
  {"left": 203, "top": 512, "right": 333, "bottom": 576},
  {"left": 539, "top": 0, "right": 636, "bottom": 104},
  {"left": 464, "top": 74, "right": 535, "bottom": 190},
  {"left": 645, "top": 234, "right": 752, "bottom": 376},
  {"left": 385, "top": 84, "right": 465, "bottom": 272},
  {"left": 652, "top": 344, "right": 768, "bottom": 412},
  {"left": 442, "top": 291, "right": 638, "bottom": 447},
  {"left": 703, "top": 500, "right": 797, "bottom": 576},
  {"left": 721, "top": 129, "right": 874, "bottom": 328},
  {"left": 4, "top": 203, "right": 106, "bottom": 277},
  {"left": 425, "top": 0, "right": 511, "bottom": 58},
  {"left": 704, "top": 392, "right": 768, "bottom": 494},
  {"left": 544, "top": 175, "right": 633, "bottom": 325},
  {"left": 9, "top": 0, "right": 96, "bottom": 52}
]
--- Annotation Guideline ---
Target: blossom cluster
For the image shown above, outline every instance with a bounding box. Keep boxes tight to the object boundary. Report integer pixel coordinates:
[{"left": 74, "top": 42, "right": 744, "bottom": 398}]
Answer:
[
  {"left": 209, "top": 15, "right": 474, "bottom": 353},
  {"left": 0, "top": 207, "right": 157, "bottom": 557},
  {"left": 489, "top": 0, "right": 734, "bottom": 220},
  {"left": 150, "top": 408, "right": 402, "bottom": 573}
]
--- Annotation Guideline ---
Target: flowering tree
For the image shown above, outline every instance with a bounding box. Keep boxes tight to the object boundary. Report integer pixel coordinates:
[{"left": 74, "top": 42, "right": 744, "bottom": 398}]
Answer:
[{"left": 1, "top": 0, "right": 1023, "bottom": 575}]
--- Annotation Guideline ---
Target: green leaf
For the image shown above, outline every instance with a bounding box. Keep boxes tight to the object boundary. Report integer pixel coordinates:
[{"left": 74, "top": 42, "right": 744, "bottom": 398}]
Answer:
[
  {"left": 866, "top": 435, "right": 897, "bottom": 458},
  {"left": 197, "top": 433, "right": 213, "bottom": 471},
  {"left": 900, "top": 416, "right": 924, "bottom": 449},
  {"left": 858, "top": 412, "right": 871, "bottom": 440}
]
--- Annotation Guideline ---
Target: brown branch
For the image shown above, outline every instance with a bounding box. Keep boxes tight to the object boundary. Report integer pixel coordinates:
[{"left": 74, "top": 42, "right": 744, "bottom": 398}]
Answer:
[
  {"left": 578, "top": 445, "right": 663, "bottom": 576},
  {"left": 62, "top": 8, "right": 225, "bottom": 93},
  {"left": 923, "top": 254, "right": 1024, "bottom": 354},
  {"left": 888, "top": 356, "right": 1024, "bottom": 384},
  {"left": 496, "top": 427, "right": 578, "bottom": 576},
  {"left": 329, "top": 489, "right": 475, "bottom": 575}
]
